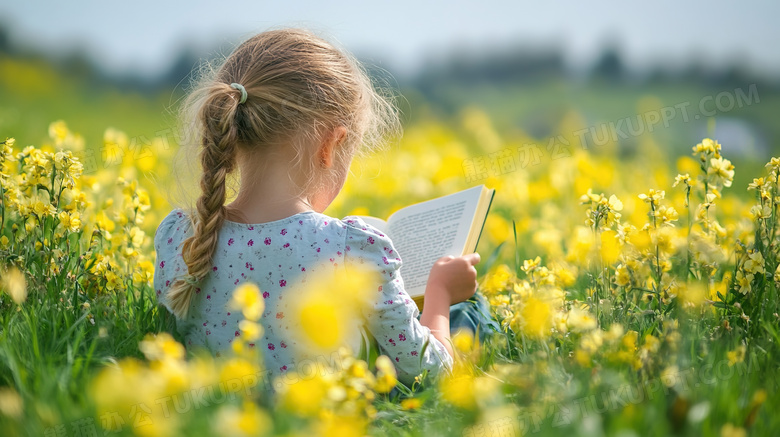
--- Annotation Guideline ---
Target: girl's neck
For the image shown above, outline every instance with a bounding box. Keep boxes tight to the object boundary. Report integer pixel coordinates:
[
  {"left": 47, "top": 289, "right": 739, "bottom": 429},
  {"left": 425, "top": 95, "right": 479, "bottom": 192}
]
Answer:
[
  {"left": 225, "top": 144, "right": 333, "bottom": 224},
  {"left": 225, "top": 158, "right": 316, "bottom": 224},
  {"left": 225, "top": 194, "right": 314, "bottom": 225}
]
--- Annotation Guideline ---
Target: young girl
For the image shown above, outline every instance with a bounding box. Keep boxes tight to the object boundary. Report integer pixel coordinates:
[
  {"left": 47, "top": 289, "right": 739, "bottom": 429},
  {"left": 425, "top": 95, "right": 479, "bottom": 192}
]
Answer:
[{"left": 153, "top": 28, "right": 488, "bottom": 386}]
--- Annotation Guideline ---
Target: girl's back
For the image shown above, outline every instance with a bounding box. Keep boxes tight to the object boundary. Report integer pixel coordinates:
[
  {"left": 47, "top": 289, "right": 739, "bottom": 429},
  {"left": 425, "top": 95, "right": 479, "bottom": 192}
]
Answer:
[{"left": 154, "top": 208, "right": 452, "bottom": 384}]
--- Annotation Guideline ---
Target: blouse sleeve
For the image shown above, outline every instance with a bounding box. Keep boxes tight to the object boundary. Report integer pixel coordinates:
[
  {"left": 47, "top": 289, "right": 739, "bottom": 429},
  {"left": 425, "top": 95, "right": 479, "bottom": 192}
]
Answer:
[
  {"left": 153, "top": 209, "right": 192, "bottom": 315},
  {"left": 342, "top": 216, "right": 453, "bottom": 386}
]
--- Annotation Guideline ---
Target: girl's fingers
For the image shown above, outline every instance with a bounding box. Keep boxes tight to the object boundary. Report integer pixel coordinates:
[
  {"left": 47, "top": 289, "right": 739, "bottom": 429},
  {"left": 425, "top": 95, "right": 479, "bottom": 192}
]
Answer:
[{"left": 463, "top": 252, "right": 481, "bottom": 265}]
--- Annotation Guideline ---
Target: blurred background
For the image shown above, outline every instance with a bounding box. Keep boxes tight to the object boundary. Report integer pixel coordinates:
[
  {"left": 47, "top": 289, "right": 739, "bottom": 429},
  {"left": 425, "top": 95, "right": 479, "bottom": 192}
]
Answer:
[
  {"left": 4, "top": 3, "right": 780, "bottom": 435},
  {"left": 0, "top": 0, "right": 778, "bottom": 218}
]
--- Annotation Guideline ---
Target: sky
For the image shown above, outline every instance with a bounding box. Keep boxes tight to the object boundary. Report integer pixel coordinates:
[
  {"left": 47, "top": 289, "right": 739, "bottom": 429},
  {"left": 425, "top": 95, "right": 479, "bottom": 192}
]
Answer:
[{"left": 1, "top": 0, "right": 779, "bottom": 81}]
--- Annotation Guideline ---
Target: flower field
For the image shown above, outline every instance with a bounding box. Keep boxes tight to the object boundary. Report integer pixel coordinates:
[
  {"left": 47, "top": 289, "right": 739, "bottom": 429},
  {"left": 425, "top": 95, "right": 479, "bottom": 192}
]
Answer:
[{"left": 0, "top": 106, "right": 778, "bottom": 436}]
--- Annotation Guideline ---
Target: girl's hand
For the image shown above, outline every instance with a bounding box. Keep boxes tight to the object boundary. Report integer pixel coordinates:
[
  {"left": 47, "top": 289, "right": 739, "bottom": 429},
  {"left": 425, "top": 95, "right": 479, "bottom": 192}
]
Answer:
[{"left": 425, "top": 253, "right": 481, "bottom": 305}]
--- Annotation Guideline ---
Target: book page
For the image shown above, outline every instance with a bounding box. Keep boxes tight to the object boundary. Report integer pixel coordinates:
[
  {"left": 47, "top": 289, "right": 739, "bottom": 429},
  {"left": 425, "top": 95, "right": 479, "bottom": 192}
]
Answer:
[{"left": 385, "top": 186, "right": 484, "bottom": 297}]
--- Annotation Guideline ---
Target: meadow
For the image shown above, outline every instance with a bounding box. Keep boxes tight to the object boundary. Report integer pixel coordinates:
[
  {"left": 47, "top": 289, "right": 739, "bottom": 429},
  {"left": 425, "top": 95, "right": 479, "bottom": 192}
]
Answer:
[{"left": 0, "top": 55, "right": 778, "bottom": 436}]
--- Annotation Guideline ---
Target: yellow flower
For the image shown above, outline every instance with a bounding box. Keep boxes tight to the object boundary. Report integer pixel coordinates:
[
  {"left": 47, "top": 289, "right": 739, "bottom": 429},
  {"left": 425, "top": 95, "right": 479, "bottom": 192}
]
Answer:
[
  {"left": 219, "top": 358, "right": 261, "bottom": 389},
  {"left": 315, "top": 413, "right": 368, "bottom": 437},
  {"left": 615, "top": 264, "right": 631, "bottom": 287},
  {"left": 400, "top": 397, "right": 422, "bottom": 410},
  {"left": 747, "top": 177, "right": 766, "bottom": 191},
  {"left": 238, "top": 320, "right": 263, "bottom": 341},
  {"left": 764, "top": 156, "right": 780, "bottom": 173},
  {"left": 277, "top": 374, "right": 331, "bottom": 416},
  {"left": 95, "top": 210, "right": 115, "bottom": 232},
  {"left": 743, "top": 250, "right": 765, "bottom": 275},
  {"left": 727, "top": 344, "right": 746, "bottom": 366},
  {"left": 553, "top": 265, "right": 577, "bottom": 287},
  {"left": 132, "top": 410, "right": 180, "bottom": 437},
  {"left": 673, "top": 173, "right": 690, "bottom": 187},
  {"left": 517, "top": 296, "right": 553, "bottom": 339},
  {"left": 660, "top": 365, "right": 680, "bottom": 388},
  {"left": 736, "top": 271, "right": 753, "bottom": 295},
  {"left": 213, "top": 400, "right": 271, "bottom": 437},
  {"left": 230, "top": 283, "right": 265, "bottom": 321},
  {"left": 1, "top": 266, "right": 27, "bottom": 304},
  {"left": 452, "top": 329, "right": 476, "bottom": 355},
  {"left": 480, "top": 264, "right": 514, "bottom": 295},
  {"left": 105, "top": 270, "right": 124, "bottom": 292},
  {"left": 0, "top": 387, "right": 23, "bottom": 419},
  {"left": 628, "top": 229, "right": 652, "bottom": 253},
  {"left": 439, "top": 372, "right": 476, "bottom": 410},
  {"left": 135, "top": 190, "right": 152, "bottom": 211},
  {"left": 657, "top": 205, "right": 679, "bottom": 226},
  {"left": 579, "top": 188, "right": 601, "bottom": 203},
  {"left": 693, "top": 138, "right": 721, "bottom": 155},
  {"left": 129, "top": 226, "right": 145, "bottom": 248},
  {"left": 642, "top": 334, "right": 660, "bottom": 353},
  {"left": 374, "top": 355, "right": 397, "bottom": 393},
  {"left": 677, "top": 281, "right": 706, "bottom": 308},
  {"left": 522, "top": 256, "right": 541, "bottom": 274},
  {"left": 708, "top": 157, "right": 735, "bottom": 188},
  {"left": 566, "top": 306, "right": 597, "bottom": 332},
  {"left": 720, "top": 423, "right": 746, "bottom": 437},
  {"left": 638, "top": 189, "right": 665, "bottom": 203},
  {"left": 290, "top": 264, "right": 378, "bottom": 352},
  {"left": 133, "top": 260, "right": 154, "bottom": 285},
  {"left": 138, "top": 332, "right": 185, "bottom": 362},
  {"left": 48, "top": 120, "right": 70, "bottom": 145},
  {"left": 58, "top": 211, "right": 82, "bottom": 232},
  {"left": 116, "top": 211, "right": 129, "bottom": 227},
  {"left": 775, "top": 264, "right": 780, "bottom": 288},
  {"left": 750, "top": 204, "right": 772, "bottom": 220},
  {"left": 622, "top": 330, "right": 638, "bottom": 350},
  {"left": 579, "top": 329, "right": 604, "bottom": 355},
  {"left": 32, "top": 199, "right": 56, "bottom": 217},
  {"left": 650, "top": 226, "right": 678, "bottom": 255},
  {"left": 599, "top": 230, "right": 620, "bottom": 265},
  {"left": 298, "top": 294, "right": 346, "bottom": 350},
  {"left": 607, "top": 194, "right": 623, "bottom": 212}
]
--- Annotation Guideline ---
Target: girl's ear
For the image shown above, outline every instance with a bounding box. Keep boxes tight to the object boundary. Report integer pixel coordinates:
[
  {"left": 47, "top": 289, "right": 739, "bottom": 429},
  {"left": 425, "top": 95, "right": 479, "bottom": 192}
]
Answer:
[{"left": 319, "top": 126, "right": 348, "bottom": 168}]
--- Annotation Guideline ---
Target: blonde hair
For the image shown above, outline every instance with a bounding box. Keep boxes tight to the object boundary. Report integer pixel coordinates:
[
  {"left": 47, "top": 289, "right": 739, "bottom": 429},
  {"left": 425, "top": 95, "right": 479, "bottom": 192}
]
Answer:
[{"left": 165, "top": 28, "right": 400, "bottom": 319}]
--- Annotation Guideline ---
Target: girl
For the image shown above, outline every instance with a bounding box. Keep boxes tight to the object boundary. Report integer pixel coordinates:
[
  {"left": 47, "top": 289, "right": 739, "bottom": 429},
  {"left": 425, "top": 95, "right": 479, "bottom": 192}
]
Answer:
[{"left": 153, "top": 28, "right": 488, "bottom": 386}]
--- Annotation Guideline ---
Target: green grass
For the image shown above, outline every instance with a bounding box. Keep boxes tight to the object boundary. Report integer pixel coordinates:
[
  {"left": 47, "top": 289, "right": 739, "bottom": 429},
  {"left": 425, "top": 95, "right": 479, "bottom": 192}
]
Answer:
[{"left": 0, "top": 55, "right": 779, "bottom": 437}]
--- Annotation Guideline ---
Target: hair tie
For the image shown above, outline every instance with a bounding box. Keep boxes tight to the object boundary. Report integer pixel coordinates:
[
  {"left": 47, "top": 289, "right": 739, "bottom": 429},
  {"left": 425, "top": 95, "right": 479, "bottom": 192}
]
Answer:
[
  {"left": 230, "top": 83, "right": 248, "bottom": 104},
  {"left": 183, "top": 275, "right": 200, "bottom": 286}
]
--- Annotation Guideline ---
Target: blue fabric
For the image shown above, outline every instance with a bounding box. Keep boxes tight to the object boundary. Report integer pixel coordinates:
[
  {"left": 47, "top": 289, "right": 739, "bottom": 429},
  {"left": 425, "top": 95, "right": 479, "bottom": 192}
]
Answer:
[
  {"left": 413, "top": 289, "right": 499, "bottom": 342},
  {"left": 444, "top": 290, "right": 500, "bottom": 342}
]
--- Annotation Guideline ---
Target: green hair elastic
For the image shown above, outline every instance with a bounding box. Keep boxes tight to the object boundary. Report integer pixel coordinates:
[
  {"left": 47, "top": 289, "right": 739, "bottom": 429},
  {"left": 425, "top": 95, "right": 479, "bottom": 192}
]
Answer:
[
  {"left": 230, "top": 83, "right": 248, "bottom": 104},
  {"left": 183, "top": 275, "right": 200, "bottom": 286}
]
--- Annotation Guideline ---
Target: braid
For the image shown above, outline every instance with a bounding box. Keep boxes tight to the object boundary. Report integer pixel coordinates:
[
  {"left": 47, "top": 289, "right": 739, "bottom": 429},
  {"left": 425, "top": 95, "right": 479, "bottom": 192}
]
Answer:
[{"left": 166, "top": 86, "right": 240, "bottom": 319}]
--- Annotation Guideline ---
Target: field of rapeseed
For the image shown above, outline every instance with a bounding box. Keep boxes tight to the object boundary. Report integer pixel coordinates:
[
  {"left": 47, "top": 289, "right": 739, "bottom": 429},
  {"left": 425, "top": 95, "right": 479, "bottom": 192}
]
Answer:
[{"left": 0, "top": 106, "right": 778, "bottom": 436}]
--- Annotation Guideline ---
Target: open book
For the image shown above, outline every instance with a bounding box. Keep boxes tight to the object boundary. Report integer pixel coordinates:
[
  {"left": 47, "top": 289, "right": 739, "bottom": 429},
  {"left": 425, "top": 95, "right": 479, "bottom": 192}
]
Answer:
[{"left": 356, "top": 185, "right": 495, "bottom": 310}]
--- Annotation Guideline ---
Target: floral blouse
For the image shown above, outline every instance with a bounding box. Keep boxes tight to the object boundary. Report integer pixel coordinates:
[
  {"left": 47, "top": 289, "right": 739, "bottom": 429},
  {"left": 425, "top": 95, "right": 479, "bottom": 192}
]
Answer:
[{"left": 153, "top": 209, "right": 453, "bottom": 386}]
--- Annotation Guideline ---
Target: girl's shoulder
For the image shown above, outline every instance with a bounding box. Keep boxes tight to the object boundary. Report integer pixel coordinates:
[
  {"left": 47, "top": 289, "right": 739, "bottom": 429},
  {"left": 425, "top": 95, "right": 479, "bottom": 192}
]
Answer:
[
  {"left": 154, "top": 208, "right": 193, "bottom": 249},
  {"left": 340, "top": 216, "right": 389, "bottom": 239},
  {"left": 159, "top": 208, "right": 192, "bottom": 226},
  {"left": 152, "top": 209, "right": 391, "bottom": 248},
  {"left": 153, "top": 209, "right": 193, "bottom": 307},
  {"left": 340, "top": 216, "right": 398, "bottom": 251},
  {"left": 340, "top": 215, "right": 402, "bottom": 266}
]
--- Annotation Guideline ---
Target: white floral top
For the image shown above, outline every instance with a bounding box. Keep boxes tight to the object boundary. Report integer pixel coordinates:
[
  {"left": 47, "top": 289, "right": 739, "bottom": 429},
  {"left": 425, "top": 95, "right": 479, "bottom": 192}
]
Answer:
[{"left": 153, "top": 209, "right": 453, "bottom": 386}]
